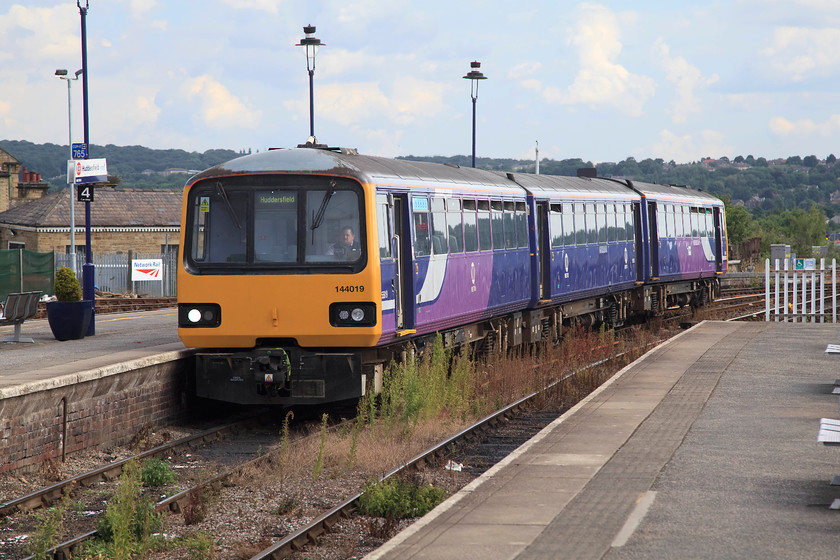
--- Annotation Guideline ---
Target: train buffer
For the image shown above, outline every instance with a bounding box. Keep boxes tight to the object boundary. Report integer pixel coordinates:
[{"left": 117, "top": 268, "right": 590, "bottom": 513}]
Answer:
[{"left": 0, "top": 291, "right": 42, "bottom": 343}]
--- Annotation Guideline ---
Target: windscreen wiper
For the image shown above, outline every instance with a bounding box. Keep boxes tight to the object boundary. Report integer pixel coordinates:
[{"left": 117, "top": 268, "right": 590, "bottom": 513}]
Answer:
[
  {"left": 216, "top": 180, "right": 241, "bottom": 230},
  {"left": 310, "top": 180, "right": 336, "bottom": 242}
]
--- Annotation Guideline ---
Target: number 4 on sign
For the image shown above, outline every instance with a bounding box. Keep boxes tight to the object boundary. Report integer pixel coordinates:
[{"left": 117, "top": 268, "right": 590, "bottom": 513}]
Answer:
[{"left": 77, "top": 185, "right": 94, "bottom": 202}]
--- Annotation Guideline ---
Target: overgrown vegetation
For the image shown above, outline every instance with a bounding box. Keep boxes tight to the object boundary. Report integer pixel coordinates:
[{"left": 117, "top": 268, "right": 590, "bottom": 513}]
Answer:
[
  {"left": 26, "top": 483, "right": 74, "bottom": 560},
  {"left": 358, "top": 476, "right": 446, "bottom": 519},
  {"left": 141, "top": 457, "right": 176, "bottom": 487}
]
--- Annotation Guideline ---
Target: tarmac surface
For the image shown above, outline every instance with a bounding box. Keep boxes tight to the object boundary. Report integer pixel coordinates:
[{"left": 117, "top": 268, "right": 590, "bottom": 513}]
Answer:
[
  {"left": 366, "top": 321, "right": 840, "bottom": 560},
  {"left": 0, "top": 309, "right": 185, "bottom": 396}
]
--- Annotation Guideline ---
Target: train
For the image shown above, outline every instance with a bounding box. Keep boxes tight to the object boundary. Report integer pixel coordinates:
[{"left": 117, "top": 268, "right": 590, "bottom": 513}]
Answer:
[{"left": 177, "top": 145, "right": 727, "bottom": 406}]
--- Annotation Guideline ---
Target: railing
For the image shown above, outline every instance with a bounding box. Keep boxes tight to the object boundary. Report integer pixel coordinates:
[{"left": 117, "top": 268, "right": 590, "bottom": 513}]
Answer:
[
  {"left": 55, "top": 251, "right": 178, "bottom": 298},
  {"left": 764, "top": 258, "right": 837, "bottom": 323}
]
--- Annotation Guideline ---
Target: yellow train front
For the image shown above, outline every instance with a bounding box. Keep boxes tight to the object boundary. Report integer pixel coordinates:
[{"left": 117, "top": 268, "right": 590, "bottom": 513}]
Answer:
[{"left": 177, "top": 148, "right": 381, "bottom": 405}]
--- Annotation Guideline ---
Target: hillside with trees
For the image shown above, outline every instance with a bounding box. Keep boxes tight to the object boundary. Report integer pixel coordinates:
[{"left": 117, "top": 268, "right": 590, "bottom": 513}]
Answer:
[{"left": 4, "top": 139, "right": 838, "bottom": 263}]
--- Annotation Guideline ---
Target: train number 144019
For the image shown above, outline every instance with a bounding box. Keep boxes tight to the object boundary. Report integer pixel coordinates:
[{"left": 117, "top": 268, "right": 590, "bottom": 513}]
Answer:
[{"left": 335, "top": 285, "right": 365, "bottom": 293}]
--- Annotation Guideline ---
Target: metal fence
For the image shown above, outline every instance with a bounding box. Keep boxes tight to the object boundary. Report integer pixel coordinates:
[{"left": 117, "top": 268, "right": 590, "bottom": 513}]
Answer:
[
  {"left": 764, "top": 258, "right": 837, "bottom": 322},
  {"left": 55, "top": 251, "right": 178, "bottom": 297}
]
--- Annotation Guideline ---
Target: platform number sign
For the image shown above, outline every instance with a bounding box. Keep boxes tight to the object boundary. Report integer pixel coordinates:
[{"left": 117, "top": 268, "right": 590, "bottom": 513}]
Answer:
[{"left": 77, "top": 184, "right": 94, "bottom": 202}]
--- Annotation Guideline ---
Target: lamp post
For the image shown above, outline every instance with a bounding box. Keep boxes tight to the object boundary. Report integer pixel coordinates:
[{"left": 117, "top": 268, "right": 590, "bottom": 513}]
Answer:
[
  {"left": 296, "top": 25, "right": 324, "bottom": 141},
  {"left": 78, "top": 0, "right": 95, "bottom": 335},
  {"left": 55, "top": 68, "right": 83, "bottom": 274},
  {"left": 462, "top": 61, "right": 487, "bottom": 168}
]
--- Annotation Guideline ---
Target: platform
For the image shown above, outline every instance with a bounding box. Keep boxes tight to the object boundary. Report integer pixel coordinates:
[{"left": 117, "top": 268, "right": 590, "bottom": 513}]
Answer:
[{"left": 366, "top": 321, "right": 840, "bottom": 560}]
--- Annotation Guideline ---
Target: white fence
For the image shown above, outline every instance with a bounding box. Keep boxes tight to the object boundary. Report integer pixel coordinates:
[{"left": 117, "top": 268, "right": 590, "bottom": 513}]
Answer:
[
  {"left": 55, "top": 251, "right": 178, "bottom": 297},
  {"left": 764, "top": 258, "right": 836, "bottom": 322}
]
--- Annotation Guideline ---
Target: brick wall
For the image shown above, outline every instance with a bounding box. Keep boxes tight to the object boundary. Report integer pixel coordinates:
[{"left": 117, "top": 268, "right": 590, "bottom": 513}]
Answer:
[{"left": 0, "top": 356, "right": 192, "bottom": 475}]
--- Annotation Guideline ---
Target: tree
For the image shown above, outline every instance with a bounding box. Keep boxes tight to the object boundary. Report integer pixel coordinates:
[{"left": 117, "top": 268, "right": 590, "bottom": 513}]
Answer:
[
  {"left": 722, "top": 196, "right": 755, "bottom": 247},
  {"left": 803, "top": 155, "right": 819, "bottom": 168},
  {"left": 828, "top": 154, "right": 837, "bottom": 165}
]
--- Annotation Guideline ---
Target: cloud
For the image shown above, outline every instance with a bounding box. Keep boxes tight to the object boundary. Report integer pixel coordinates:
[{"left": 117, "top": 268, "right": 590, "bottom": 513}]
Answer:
[
  {"left": 760, "top": 26, "right": 840, "bottom": 81},
  {"left": 653, "top": 38, "right": 718, "bottom": 123},
  {"left": 543, "top": 4, "right": 655, "bottom": 116},
  {"left": 651, "top": 129, "right": 733, "bottom": 163},
  {"left": 129, "top": 0, "right": 160, "bottom": 17},
  {"left": 220, "top": 0, "right": 282, "bottom": 14},
  {"left": 769, "top": 115, "right": 840, "bottom": 136},
  {"left": 289, "top": 76, "right": 447, "bottom": 128},
  {"left": 184, "top": 75, "right": 262, "bottom": 129},
  {"left": 0, "top": 4, "right": 78, "bottom": 64}
]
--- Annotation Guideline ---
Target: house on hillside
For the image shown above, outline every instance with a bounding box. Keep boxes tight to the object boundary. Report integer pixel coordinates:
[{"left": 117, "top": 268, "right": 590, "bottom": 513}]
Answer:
[
  {"left": 0, "top": 147, "right": 50, "bottom": 213},
  {"left": 0, "top": 187, "right": 182, "bottom": 254}
]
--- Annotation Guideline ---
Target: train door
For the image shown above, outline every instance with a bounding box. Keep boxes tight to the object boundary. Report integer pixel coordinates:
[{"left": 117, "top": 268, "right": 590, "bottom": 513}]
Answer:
[
  {"left": 713, "top": 207, "right": 724, "bottom": 272},
  {"left": 390, "top": 194, "right": 414, "bottom": 331},
  {"left": 536, "top": 201, "right": 551, "bottom": 301},
  {"left": 647, "top": 201, "right": 660, "bottom": 278}
]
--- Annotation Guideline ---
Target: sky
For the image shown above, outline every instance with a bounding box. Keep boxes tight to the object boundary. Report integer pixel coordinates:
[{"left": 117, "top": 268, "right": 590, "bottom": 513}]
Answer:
[{"left": 2, "top": 1, "right": 840, "bottom": 165}]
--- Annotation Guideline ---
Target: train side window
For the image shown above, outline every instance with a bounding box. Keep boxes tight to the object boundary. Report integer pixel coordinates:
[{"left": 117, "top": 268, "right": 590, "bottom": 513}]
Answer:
[
  {"left": 586, "top": 203, "right": 597, "bottom": 244},
  {"left": 503, "top": 201, "right": 516, "bottom": 249},
  {"left": 478, "top": 200, "right": 492, "bottom": 251},
  {"left": 376, "top": 194, "right": 391, "bottom": 259},
  {"left": 516, "top": 201, "right": 528, "bottom": 248},
  {"left": 682, "top": 206, "right": 691, "bottom": 238},
  {"left": 413, "top": 197, "right": 431, "bottom": 257},
  {"left": 463, "top": 199, "right": 478, "bottom": 252},
  {"left": 597, "top": 203, "right": 607, "bottom": 243},
  {"left": 616, "top": 204, "right": 625, "bottom": 242},
  {"left": 674, "top": 205, "right": 684, "bottom": 237},
  {"left": 607, "top": 204, "right": 617, "bottom": 242},
  {"left": 657, "top": 204, "right": 667, "bottom": 239},
  {"left": 550, "top": 203, "right": 563, "bottom": 247},
  {"left": 626, "top": 203, "right": 635, "bottom": 241},
  {"left": 691, "top": 208, "right": 700, "bottom": 237},
  {"left": 448, "top": 199, "right": 464, "bottom": 253},
  {"left": 431, "top": 198, "right": 448, "bottom": 255},
  {"left": 705, "top": 209, "right": 714, "bottom": 237},
  {"left": 575, "top": 203, "right": 586, "bottom": 245},
  {"left": 491, "top": 200, "right": 505, "bottom": 250},
  {"left": 664, "top": 204, "right": 672, "bottom": 238}
]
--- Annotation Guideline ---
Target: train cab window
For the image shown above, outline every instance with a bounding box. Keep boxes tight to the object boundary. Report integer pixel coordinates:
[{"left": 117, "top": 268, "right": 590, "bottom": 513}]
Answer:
[
  {"left": 191, "top": 189, "right": 249, "bottom": 263},
  {"left": 255, "top": 190, "right": 298, "bottom": 263},
  {"left": 478, "top": 200, "right": 492, "bottom": 251},
  {"left": 413, "top": 197, "right": 431, "bottom": 257},
  {"left": 550, "top": 204, "right": 563, "bottom": 247},
  {"left": 305, "top": 190, "right": 361, "bottom": 263},
  {"left": 575, "top": 203, "right": 586, "bottom": 245},
  {"left": 376, "top": 194, "right": 391, "bottom": 259},
  {"left": 431, "top": 198, "right": 448, "bottom": 255},
  {"left": 682, "top": 206, "right": 691, "bottom": 238},
  {"left": 596, "top": 203, "right": 607, "bottom": 243},
  {"left": 463, "top": 200, "right": 478, "bottom": 252},
  {"left": 491, "top": 201, "right": 505, "bottom": 250},
  {"left": 503, "top": 201, "right": 516, "bottom": 249},
  {"left": 563, "top": 204, "right": 575, "bottom": 245},
  {"left": 447, "top": 199, "right": 464, "bottom": 253},
  {"left": 516, "top": 202, "right": 528, "bottom": 248}
]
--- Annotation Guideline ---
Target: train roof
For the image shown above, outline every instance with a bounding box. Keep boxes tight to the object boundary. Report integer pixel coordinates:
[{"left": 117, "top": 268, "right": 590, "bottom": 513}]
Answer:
[
  {"left": 629, "top": 179, "right": 724, "bottom": 206},
  {"left": 191, "top": 147, "right": 520, "bottom": 192},
  {"left": 503, "top": 172, "right": 640, "bottom": 201}
]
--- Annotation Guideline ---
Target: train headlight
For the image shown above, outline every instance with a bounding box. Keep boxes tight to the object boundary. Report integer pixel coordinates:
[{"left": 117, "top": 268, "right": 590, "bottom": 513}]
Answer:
[
  {"left": 329, "top": 302, "right": 376, "bottom": 327},
  {"left": 178, "top": 303, "right": 222, "bottom": 328}
]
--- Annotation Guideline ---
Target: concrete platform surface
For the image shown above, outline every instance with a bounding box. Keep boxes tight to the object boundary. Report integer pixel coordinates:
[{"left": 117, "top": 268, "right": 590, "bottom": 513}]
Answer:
[
  {"left": 0, "top": 309, "right": 186, "bottom": 397},
  {"left": 366, "top": 321, "right": 840, "bottom": 560}
]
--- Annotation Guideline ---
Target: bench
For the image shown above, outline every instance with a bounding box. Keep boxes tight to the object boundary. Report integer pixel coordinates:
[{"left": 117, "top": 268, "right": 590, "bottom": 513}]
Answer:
[{"left": 0, "top": 291, "right": 42, "bottom": 343}]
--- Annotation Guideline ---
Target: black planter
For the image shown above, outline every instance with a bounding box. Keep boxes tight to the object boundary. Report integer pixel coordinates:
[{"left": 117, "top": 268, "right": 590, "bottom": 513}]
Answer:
[{"left": 46, "top": 300, "right": 93, "bottom": 341}]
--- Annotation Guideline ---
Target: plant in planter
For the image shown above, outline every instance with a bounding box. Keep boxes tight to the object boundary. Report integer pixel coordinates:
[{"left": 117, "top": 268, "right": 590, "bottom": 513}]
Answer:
[{"left": 46, "top": 266, "right": 92, "bottom": 341}]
